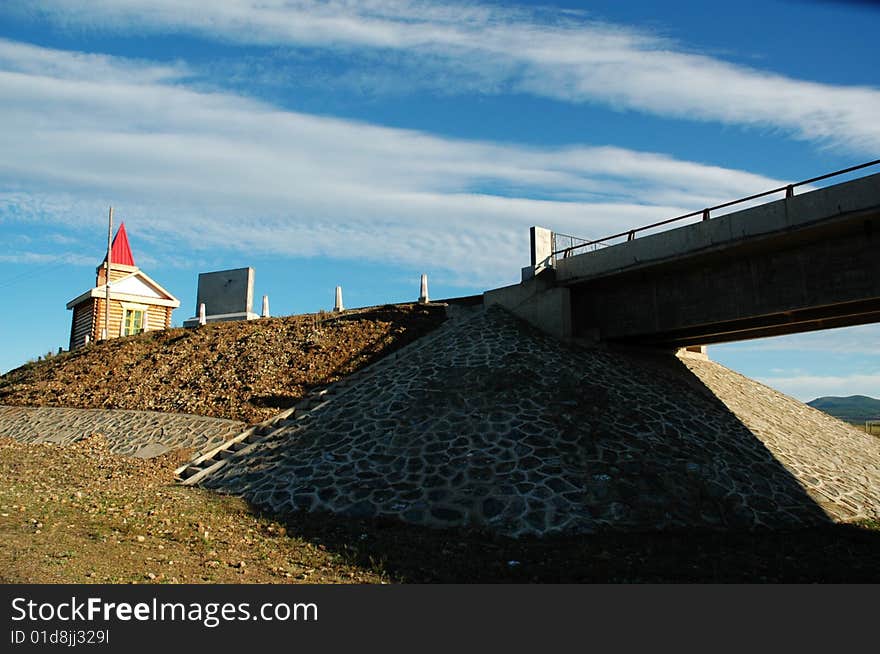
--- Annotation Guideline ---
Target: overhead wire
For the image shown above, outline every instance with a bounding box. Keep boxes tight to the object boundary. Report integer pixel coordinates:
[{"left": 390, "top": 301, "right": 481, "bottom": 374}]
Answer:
[{"left": 0, "top": 258, "right": 77, "bottom": 290}]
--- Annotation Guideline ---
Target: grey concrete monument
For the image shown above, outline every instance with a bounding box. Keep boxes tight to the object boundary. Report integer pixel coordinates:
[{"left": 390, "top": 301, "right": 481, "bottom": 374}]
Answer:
[
  {"left": 184, "top": 267, "right": 259, "bottom": 327},
  {"left": 522, "top": 225, "right": 553, "bottom": 281}
]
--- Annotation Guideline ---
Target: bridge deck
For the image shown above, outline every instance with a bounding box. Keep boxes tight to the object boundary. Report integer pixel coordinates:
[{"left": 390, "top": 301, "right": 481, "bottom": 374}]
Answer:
[{"left": 556, "top": 172, "right": 880, "bottom": 345}]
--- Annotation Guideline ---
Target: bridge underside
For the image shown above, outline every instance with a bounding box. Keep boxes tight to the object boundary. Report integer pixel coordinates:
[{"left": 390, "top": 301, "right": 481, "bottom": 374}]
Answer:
[
  {"left": 568, "top": 208, "right": 879, "bottom": 347},
  {"left": 598, "top": 298, "right": 880, "bottom": 347}
]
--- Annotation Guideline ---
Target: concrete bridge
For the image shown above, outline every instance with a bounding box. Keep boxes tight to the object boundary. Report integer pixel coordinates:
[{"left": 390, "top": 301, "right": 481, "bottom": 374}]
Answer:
[{"left": 486, "top": 170, "right": 880, "bottom": 347}]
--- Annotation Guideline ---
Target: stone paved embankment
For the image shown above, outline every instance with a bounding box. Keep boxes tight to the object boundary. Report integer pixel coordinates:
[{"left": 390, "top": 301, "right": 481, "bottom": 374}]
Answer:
[
  {"left": 681, "top": 359, "right": 880, "bottom": 522},
  {"left": 0, "top": 406, "right": 245, "bottom": 458},
  {"left": 201, "top": 306, "right": 880, "bottom": 536}
]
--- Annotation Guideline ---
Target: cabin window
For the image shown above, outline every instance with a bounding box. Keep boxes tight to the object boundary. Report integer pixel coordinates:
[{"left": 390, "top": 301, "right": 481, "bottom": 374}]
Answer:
[{"left": 123, "top": 308, "right": 145, "bottom": 336}]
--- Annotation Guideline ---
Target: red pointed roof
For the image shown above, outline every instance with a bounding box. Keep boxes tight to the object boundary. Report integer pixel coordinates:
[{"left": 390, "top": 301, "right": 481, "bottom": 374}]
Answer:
[{"left": 103, "top": 222, "right": 135, "bottom": 266}]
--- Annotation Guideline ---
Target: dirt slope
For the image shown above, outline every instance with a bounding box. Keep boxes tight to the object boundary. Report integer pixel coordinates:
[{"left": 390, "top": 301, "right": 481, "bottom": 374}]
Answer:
[{"left": 0, "top": 304, "right": 445, "bottom": 424}]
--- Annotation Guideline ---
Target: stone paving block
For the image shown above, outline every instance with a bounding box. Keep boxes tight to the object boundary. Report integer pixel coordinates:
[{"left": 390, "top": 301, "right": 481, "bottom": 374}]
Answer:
[{"left": 0, "top": 406, "right": 245, "bottom": 459}]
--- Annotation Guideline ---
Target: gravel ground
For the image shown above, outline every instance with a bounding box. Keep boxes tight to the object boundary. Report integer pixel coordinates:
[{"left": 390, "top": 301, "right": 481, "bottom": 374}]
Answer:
[
  {"left": 0, "top": 304, "right": 445, "bottom": 424},
  {"left": 0, "top": 436, "right": 386, "bottom": 583}
]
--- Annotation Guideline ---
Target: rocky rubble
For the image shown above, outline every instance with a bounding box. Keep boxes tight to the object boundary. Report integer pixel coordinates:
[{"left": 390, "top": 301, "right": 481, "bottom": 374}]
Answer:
[{"left": 0, "top": 304, "right": 445, "bottom": 424}]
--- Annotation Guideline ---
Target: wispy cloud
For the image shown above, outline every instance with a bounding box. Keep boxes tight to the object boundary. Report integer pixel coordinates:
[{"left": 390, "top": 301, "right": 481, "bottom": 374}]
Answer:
[
  {"left": 757, "top": 372, "right": 880, "bottom": 402},
  {"left": 0, "top": 39, "right": 793, "bottom": 285},
  {"left": 716, "top": 324, "right": 880, "bottom": 356},
  {"left": 0, "top": 251, "right": 92, "bottom": 265},
  {"left": 9, "top": 0, "right": 880, "bottom": 154},
  {"left": 0, "top": 37, "right": 187, "bottom": 84}
]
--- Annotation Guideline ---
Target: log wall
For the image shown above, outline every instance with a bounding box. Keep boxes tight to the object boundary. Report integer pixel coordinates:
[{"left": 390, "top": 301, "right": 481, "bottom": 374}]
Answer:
[
  {"left": 68, "top": 299, "right": 95, "bottom": 350},
  {"left": 70, "top": 298, "right": 173, "bottom": 349}
]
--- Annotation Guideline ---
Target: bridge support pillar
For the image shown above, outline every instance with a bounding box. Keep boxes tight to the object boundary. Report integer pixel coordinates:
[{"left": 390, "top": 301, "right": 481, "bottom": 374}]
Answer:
[
  {"left": 484, "top": 273, "right": 572, "bottom": 341},
  {"left": 677, "top": 345, "right": 709, "bottom": 360}
]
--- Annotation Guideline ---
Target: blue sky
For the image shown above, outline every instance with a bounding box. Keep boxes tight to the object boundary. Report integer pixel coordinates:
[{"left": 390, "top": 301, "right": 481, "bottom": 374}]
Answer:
[{"left": 0, "top": 0, "right": 878, "bottom": 401}]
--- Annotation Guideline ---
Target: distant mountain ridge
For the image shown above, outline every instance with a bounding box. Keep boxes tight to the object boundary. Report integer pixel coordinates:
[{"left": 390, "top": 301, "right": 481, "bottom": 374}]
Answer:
[{"left": 807, "top": 395, "right": 880, "bottom": 423}]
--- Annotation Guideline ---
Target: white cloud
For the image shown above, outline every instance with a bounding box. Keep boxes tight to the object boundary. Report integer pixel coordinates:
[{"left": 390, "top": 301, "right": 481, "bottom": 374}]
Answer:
[
  {"left": 0, "top": 251, "right": 92, "bottom": 265},
  {"left": 0, "top": 37, "right": 187, "bottom": 84},
  {"left": 715, "top": 324, "right": 880, "bottom": 356},
  {"left": 9, "top": 0, "right": 880, "bottom": 154},
  {"left": 0, "top": 39, "right": 794, "bottom": 286},
  {"left": 757, "top": 372, "right": 880, "bottom": 403}
]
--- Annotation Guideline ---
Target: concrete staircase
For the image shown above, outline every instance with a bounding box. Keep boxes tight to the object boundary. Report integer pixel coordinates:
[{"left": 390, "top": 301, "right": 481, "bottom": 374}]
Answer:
[
  {"left": 175, "top": 392, "right": 326, "bottom": 485},
  {"left": 175, "top": 303, "right": 479, "bottom": 486}
]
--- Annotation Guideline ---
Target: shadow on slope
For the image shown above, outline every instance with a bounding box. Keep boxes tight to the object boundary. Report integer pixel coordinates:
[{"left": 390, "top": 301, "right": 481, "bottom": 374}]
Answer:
[{"left": 250, "top": 504, "right": 880, "bottom": 582}]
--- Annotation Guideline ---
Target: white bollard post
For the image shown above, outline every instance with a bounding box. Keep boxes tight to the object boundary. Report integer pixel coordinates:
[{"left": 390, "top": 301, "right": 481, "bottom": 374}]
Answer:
[
  {"left": 198, "top": 302, "right": 207, "bottom": 326},
  {"left": 101, "top": 328, "right": 107, "bottom": 340},
  {"left": 333, "top": 286, "right": 344, "bottom": 312},
  {"left": 84, "top": 334, "right": 90, "bottom": 346},
  {"left": 262, "top": 295, "right": 270, "bottom": 318},
  {"left": 418, "top": 273, "right": 429, "bottom": 304}
]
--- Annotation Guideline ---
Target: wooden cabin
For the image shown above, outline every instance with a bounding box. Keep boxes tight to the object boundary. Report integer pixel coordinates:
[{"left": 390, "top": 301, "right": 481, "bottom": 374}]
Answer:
[{"left": 66, "top": 223, "right": 180, "bottom": 349}]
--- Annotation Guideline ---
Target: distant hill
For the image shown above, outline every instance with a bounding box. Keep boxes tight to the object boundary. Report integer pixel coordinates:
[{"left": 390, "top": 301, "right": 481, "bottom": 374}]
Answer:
[{"left": 807, "top": 395, "right": 880, "bottom": 424}]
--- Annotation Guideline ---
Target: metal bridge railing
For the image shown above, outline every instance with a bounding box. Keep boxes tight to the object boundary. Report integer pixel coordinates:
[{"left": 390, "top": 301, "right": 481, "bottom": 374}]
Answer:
[
  {"left": 550, "top": 158, "right": 880, "bottom": 260},
  {"left": 550, "top": 232, "right": 609, "bottom": 260}
]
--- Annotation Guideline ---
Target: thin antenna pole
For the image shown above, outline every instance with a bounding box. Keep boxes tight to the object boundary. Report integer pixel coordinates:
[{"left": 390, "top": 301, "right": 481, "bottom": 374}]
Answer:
[{"left": 104, "top": 206, "right": 113, "bottom": 340}]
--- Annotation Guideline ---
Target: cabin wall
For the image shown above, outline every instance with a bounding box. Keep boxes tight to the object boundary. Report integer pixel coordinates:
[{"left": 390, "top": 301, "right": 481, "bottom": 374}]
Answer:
[
  {"left": 69, "top": 300, "right": 96, "bottom": 350},
  {"left": 92, "top": 298, "right": 173, "bottom": 340},
  {"left": 144, "top": 305, "right": 169, "bottom": 332},
  {"left": 93, "top": 298, "right": 123, "bottom": 341}
]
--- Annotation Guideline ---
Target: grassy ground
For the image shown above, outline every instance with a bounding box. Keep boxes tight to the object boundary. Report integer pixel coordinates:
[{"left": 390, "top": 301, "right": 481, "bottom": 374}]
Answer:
[{"left": 2, "top": 436, "right": 878, "bottom": 583}]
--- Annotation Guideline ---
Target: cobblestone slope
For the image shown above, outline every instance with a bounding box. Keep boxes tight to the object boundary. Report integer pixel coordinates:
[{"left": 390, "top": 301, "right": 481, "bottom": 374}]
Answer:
[
  {"left": 201, "top": 306, "right": 880, "bottom": 536},
  {"left": 0, "top": 406, "right": 244, "bottom": 458},
  {"left": 681, "top": 359, "right": 879, "bottom": 521}
]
